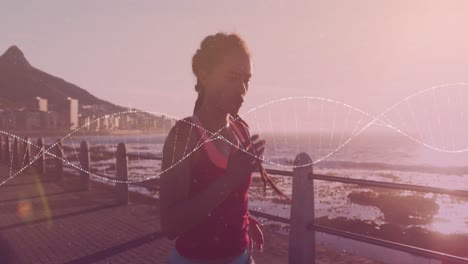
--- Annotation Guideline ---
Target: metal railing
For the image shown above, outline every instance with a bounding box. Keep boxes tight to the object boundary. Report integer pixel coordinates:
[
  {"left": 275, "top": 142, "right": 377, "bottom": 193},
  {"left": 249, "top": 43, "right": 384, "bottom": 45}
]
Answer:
[
  {"left": 1, "top": 136, "right": 467, "bottom": 263},
  {"left": 305, "top": 172, "right": 468, "bottom": 264}
]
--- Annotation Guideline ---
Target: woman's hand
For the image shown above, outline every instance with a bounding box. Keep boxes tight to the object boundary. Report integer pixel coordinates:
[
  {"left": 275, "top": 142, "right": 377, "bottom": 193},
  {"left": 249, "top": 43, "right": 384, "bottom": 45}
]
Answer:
[{"left": 248, "top": 216, "right": 264, "bottom": 253}]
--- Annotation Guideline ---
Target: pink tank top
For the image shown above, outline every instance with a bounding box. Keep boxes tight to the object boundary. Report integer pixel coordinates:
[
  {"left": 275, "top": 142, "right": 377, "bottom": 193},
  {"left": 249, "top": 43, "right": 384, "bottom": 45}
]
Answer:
[{"left": 175, "top": 115, "right": 252, "bottom": 260}]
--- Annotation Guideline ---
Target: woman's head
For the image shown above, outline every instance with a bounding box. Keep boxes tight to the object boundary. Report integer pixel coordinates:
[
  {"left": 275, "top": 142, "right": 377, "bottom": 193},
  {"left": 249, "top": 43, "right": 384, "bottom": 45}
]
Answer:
[{"left": 192, "top": 33, "right": 252, "bottom": 115}]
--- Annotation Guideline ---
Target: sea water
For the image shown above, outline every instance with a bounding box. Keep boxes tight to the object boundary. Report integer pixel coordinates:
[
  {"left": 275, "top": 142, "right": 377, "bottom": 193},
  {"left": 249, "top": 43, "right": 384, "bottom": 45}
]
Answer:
[{"left": 49, "top": 131, "right": 468, "bottom": 235}]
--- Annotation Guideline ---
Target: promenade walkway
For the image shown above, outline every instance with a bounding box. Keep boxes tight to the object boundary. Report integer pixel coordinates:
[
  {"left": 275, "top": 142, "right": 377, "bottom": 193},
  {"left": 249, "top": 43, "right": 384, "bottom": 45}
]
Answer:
[
  {"left": 0, "top": 164, "right": 380, "bottom": 264},
  {"left": 0, "top": 164, "right": 295, "bottom": 264},
  {"left": 0, "top": 164, "right": 174, "bottom": 264}
]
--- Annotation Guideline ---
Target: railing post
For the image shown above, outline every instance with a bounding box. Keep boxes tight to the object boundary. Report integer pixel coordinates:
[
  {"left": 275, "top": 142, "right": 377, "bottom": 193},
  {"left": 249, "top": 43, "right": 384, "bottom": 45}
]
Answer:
[
  {"left": 23, "top": 137, "right": 31, "bottom": 169},
  {"left": 289, "top": 152, "right": 315, "bottom": 264},
  {"left": 55, "top": 139, "right": 64, "bottom": 182},
  {"left": 36, "top": 138, "right": 46, "bottom": 177},
  {"left": 12, "top": 137, "right": 20, "bottom": 169},
  {"left": 79, "top": 141, "right": 90, "bottom": 191},
  {"left": 0, "top": 135, "right": 3, "bottom": 162},
  {"left": 4, "top": 136, "right": 11, "bottom": 164},
  {"left": 116, "top": 143, "right": 128, "bottom": 205}
]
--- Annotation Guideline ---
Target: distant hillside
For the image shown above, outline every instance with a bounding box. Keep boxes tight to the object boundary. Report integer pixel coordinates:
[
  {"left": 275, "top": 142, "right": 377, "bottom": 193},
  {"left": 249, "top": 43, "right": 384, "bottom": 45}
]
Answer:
[{"left": 0, "top": 45, "right": 126, "bottom": 113}]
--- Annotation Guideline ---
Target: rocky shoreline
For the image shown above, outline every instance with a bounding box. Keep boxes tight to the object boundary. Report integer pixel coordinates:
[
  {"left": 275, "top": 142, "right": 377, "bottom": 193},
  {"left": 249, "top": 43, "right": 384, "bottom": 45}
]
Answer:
[{"left": 57, "top": 146, "right": 467, "bottom": 260}]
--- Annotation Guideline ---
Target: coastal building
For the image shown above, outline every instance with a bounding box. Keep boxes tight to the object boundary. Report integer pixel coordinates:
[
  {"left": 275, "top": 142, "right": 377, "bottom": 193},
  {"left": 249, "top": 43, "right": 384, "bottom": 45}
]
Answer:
[
  {"left": 102, "top": 115, "right": 110, "bottom": 130},
  {"left": 119, "top": 115, "right": 135, "bottom": 130},
  {"left": 0, "top": 110, "right": 37, "bottom": 130},
  {"left": 67, "top": 97, "right": 79, "bottom": 130},
  {"left": 0, "top": 109, "right": 59, "bottom": 130},
  {"left": 0, "top": 110, "right": 17, "bottom": 129},
  {"left": 81, "top": 114, "right": 119, "bottom": 131},
  {"left": 81, "top": 116, "right": 99, "bottom": 131},
  {"left": 113, "top": 116, "right": 120, "bottom": 129},
  {"left": 95, "top": 115, "right": 101, "bottom": 131},
  {"left": 44, "top": 111, "right": 59, "bottom": 129},
  {"left": 161, "top": 115, "right": 176, "bottom": 131},
  {"left": 36, "top": 97, "right": 48, "bottom": 112}
]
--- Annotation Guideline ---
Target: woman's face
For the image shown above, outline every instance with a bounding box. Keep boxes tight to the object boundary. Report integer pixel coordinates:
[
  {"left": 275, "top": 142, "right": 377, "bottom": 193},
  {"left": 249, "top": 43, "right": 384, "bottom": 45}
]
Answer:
[{"left": 200, "top": 51, "right": 252, "bottom": 116}]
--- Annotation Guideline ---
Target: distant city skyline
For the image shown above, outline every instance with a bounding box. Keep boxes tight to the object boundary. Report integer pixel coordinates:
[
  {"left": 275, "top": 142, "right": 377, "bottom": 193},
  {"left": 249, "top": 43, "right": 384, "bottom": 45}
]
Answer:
[{"left": 2, "top": 1, "right": 468, "bottom": 138}]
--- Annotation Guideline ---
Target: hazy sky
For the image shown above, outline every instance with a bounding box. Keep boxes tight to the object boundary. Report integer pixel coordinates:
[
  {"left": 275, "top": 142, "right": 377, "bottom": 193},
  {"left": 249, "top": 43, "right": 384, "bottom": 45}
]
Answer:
[{"left": 2, "top": 0, "right": 468, "bottom": 137}]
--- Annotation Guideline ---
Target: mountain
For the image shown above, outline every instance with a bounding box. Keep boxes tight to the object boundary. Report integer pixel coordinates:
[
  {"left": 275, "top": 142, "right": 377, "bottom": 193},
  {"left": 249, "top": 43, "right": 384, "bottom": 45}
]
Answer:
[{"left": 0, "top": 45, "right": 125, "bottom": 113}]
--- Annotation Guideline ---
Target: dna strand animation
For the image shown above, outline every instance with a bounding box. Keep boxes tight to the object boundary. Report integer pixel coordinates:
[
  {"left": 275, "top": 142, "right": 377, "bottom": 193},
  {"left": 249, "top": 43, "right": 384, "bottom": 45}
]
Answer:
[{"left": 1, "top": 82, "right": 468, "bottom": 187}]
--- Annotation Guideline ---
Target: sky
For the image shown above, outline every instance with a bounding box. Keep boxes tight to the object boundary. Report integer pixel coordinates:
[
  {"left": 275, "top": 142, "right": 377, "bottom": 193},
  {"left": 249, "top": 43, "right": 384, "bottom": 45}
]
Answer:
[
  {"left": 3, "top": 2, "right": 467, "bottom": 236},
  {"left": 2, "top": 0, "right": 468, "bottom": 138}
]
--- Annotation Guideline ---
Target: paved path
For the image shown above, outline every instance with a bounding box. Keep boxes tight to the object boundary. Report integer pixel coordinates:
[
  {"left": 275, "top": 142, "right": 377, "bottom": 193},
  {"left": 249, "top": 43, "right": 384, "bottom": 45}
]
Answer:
[
  {"left": 0, "top": 164, "right": 382, "bottom": 264},
  {"left": 0, "top": 165, "right": 173, "bottom": 264}
]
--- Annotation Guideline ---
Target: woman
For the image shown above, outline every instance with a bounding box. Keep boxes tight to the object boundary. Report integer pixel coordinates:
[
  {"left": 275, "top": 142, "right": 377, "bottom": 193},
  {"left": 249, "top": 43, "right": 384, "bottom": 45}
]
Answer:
[{"left": 160, "top": 32, "right": 265, "bottom": 264}]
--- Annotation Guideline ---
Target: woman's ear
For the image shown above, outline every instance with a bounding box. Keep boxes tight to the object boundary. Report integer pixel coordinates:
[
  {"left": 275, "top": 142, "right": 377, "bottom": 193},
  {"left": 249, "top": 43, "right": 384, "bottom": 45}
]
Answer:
[{"left": 198, "top": 69, "right": 209, "bottom": 89}]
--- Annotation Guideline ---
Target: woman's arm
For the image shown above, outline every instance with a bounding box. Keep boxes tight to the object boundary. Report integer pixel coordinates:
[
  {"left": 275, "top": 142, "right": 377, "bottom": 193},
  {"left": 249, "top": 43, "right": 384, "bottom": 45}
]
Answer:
[{"left": 159, "top": 120, "right": 235, "bottom": 236}]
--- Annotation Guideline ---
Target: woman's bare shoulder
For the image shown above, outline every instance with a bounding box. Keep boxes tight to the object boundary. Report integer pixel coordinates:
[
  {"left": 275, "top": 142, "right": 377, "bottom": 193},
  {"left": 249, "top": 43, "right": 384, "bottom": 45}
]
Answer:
[
  {"left": 162, "top": 116, "right": 201, "bottom": 166},
  {"left": 165, "top": 116, "right": 198, "bottom": 141}
]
